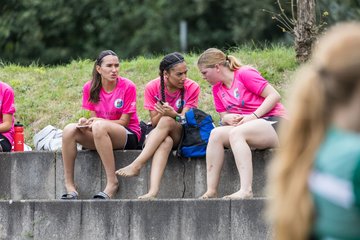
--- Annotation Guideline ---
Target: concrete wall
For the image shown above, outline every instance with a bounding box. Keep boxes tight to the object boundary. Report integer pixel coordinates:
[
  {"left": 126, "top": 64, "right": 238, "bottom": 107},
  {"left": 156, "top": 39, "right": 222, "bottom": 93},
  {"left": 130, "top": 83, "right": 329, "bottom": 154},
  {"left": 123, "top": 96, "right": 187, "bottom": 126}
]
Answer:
[
  {"left": 0, "top": 199, "right": 271, "bottom": 240},
  {"left": 0, "top": 149, "right": 273, "bottom": 200}
]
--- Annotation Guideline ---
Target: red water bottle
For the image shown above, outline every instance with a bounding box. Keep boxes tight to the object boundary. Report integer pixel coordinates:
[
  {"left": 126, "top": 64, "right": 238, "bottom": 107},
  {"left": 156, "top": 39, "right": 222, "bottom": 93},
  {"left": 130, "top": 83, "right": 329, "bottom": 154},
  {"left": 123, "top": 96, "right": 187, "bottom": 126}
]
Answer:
[{"left": 14, "top": 121, "right": 24, "bottom": 152}]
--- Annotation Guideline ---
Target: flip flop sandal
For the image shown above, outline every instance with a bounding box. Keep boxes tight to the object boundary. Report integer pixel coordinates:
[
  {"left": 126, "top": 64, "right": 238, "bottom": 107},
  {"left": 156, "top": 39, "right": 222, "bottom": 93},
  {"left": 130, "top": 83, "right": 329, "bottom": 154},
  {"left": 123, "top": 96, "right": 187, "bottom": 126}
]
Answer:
[
  {"left": 61, "top": 191, "right": 78, "bottom": 200},
  {"left": 93, "top": 191, "right": 110, "bottom": 200}
]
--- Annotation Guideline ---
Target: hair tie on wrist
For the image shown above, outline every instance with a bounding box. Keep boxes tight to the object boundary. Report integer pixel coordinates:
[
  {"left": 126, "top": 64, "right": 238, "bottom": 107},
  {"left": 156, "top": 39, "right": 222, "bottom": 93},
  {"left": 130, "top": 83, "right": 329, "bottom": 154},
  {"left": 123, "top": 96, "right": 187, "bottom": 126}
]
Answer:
[{"left": 252, "top": 112, "right": 259, "bottom": 119}]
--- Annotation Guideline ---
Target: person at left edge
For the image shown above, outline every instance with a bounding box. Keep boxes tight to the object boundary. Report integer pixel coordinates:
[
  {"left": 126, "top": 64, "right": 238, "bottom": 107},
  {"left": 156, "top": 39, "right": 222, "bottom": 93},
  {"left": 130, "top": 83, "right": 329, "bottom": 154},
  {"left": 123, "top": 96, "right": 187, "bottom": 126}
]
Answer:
[
  {"left": 61, "top": 50, "right": 141, "bottom": 200},
  {"left": 0, "top": 81, "right": 16, "bottom": 152}
]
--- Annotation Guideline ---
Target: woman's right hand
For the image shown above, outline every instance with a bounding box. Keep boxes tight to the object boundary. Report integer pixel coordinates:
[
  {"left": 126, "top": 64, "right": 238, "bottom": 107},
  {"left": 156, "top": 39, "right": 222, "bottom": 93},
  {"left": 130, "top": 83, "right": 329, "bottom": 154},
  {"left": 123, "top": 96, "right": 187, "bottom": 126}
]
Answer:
[{"left": 222, "top": 114, "right": 243, "bottom": 126}]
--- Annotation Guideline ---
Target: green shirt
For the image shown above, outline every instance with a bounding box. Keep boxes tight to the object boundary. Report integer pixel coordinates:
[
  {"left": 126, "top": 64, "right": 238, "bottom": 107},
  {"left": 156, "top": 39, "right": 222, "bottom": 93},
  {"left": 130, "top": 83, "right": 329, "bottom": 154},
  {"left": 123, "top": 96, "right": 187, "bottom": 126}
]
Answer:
[{"left": 309, "top": 127, "right": 360, "bottom": 240}]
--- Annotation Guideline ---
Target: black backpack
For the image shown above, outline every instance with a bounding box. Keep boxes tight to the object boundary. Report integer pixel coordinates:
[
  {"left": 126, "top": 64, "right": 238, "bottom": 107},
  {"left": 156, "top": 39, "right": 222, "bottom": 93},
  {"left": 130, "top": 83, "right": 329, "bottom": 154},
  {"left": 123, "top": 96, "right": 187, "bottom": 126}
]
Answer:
[
  {"left": 137, "top": 121, "right": 153, "bottom": 149},
  {"left": 177, "top": 108, "right": 215, "bottom": 158}
]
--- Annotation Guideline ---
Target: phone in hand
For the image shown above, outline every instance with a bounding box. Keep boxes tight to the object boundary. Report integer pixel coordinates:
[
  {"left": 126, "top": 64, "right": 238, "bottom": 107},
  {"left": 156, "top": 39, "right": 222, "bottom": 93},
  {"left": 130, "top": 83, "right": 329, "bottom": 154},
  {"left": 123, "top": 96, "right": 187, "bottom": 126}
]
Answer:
[
  {"left": 76, "top": 125, "right": 89, "bottom": 129},
  {"left": 154, "top": 96, "right": 164, "bottom": 105}
]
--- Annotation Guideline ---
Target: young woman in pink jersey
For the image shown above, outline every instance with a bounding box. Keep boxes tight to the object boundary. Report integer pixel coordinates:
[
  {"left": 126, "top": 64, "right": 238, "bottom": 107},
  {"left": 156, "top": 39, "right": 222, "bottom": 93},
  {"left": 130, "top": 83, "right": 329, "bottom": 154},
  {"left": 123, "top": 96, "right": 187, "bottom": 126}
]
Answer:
[
  {"left": 0, "top": 81, "right": 16, "bottom": 152},
  {"left": 197, "top": 48, "right": 287, "bottom": 199},
  {"left": 116, "top": 52, "right": 200, "bottom": 199},
  {"left": 61, "top": 50, "right": 141, "bottom": 200}
]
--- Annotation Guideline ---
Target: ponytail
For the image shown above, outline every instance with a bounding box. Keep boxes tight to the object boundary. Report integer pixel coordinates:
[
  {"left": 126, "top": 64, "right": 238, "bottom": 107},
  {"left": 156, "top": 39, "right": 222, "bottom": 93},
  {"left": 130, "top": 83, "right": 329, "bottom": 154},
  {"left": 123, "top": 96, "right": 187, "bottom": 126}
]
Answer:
[
  {"left": 197, "top": 48, "right": 242, "bottom": 71},
  {"left": 267, "top": 65, "right": 329, "bottom": 240}
]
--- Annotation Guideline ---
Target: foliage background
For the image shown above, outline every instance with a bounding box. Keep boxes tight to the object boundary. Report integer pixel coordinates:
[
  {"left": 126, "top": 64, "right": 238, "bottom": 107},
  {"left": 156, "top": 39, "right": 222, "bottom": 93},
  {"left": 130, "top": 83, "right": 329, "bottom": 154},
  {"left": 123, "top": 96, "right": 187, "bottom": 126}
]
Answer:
[{"left": 1, "top": 0, "right": 359, "bottom": 65}]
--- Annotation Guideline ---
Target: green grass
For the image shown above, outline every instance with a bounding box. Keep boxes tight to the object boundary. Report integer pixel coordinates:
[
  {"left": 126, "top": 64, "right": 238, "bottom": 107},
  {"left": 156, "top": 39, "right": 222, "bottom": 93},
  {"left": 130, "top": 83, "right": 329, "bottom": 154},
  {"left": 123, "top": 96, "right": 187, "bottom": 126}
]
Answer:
[{"left": 0, "top": 45, "right": 298, "bottom": 147}]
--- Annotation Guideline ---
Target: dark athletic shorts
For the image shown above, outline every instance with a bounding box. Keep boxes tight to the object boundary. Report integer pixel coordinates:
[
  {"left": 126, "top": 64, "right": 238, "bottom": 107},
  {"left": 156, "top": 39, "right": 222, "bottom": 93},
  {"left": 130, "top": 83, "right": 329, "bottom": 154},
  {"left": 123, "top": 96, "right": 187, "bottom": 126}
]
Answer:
[
  {"left": 0, "top": 134, "right": 12, "bottom": 152},
  {"left": 262, "top": 116, "right": 285, "bottom": 135},
  {"left": 124, "top": 127, "right": 139, "bottom": 150}
]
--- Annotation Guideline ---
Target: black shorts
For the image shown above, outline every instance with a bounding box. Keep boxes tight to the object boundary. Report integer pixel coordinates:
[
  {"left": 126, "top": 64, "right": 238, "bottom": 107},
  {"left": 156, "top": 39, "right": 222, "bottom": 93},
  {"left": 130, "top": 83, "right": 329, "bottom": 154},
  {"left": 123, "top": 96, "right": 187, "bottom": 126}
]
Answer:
[
  {"left": 262, "top": 116, "right": 285, "bottom": 135},
  {"left": 0, "top": 134, "right": 12, "bottom": 152},
  {"left": 124, "top": 128, "right": 139, "bottom": 150}
]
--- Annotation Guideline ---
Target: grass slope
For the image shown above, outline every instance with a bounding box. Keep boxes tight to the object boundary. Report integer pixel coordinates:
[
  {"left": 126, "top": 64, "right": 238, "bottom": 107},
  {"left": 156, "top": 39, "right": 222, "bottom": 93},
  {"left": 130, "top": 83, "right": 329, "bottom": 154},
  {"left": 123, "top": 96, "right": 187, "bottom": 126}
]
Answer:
[{"left": 0, "top": 46, "right": 297, "bottom": 147}]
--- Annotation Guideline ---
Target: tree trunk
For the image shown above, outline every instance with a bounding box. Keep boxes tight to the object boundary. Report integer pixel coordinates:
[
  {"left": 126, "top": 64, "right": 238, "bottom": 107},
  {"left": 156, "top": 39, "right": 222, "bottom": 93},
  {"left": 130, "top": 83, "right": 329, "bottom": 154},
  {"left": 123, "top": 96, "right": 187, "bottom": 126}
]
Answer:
[{"left": 294, "top": 0, "right": 316, "bottom": 63}]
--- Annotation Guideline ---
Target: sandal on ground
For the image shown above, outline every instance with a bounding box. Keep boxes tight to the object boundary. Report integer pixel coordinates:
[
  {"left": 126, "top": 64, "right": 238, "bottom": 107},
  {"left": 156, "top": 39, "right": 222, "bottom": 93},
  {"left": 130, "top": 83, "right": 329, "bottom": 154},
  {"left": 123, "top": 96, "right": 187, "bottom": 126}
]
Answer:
[
  {"left": 93, "top": 191, "right": 111, "bottom": 200},
  {"left": 61, "top": 191, "right": 78, "bottom": 200}
]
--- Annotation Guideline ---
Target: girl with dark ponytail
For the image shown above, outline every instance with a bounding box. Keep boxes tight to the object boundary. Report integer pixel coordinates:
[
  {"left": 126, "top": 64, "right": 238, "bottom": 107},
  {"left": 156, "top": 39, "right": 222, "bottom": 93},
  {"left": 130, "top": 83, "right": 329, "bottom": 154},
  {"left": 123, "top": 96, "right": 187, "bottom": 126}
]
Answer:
[
  {"left": 61, "top": 50, "right": 141, "bottom": 200},
  {"left": 116, "top": 52, "right": 200, "bottom": 199}
]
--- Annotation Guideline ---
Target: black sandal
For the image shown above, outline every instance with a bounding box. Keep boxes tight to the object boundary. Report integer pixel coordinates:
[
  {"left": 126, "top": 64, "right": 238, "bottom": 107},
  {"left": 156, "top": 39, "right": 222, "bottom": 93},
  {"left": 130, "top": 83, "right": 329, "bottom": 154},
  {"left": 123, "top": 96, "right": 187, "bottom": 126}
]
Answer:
[
  {"left": 61, "top": 191, "right": 78, "bottom": 200},
  {"left": 93, "top": 191, "right": 110, "bottom": 200}
]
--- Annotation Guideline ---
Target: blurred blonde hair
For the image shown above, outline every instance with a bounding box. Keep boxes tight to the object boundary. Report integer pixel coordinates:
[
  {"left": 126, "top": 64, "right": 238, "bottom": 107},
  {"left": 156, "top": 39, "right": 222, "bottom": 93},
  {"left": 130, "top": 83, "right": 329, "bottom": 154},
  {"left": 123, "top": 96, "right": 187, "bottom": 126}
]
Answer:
[
  {"left": 267, "top": 22, "right": 360, "bottom": 240},
  {"left": 197, "top": 48, "right": 242, "bottom": 71}
]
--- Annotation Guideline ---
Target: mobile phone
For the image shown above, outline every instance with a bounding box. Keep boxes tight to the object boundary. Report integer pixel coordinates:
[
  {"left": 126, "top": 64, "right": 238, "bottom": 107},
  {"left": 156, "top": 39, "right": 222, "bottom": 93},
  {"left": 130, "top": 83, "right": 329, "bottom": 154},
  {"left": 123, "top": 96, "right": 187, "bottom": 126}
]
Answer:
[
  {"left": 76, "top": 125, "right": 89, "bottom": 128},
  {"left": 154, "top": 96, "right": 164, "bottom": 105}
]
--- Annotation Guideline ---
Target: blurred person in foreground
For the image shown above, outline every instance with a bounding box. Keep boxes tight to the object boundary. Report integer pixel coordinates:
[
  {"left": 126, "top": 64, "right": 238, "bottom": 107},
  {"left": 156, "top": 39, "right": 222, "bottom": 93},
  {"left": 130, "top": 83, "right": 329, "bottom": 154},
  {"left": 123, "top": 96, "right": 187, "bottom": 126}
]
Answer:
[{"left": 267, "top": 22, "right": 360, "bottom": 240}]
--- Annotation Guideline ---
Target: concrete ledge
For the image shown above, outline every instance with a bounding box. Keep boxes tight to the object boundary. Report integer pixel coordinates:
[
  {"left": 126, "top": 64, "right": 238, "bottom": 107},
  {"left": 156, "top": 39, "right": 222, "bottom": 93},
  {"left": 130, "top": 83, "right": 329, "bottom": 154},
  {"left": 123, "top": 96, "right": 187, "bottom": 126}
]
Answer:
[
  {"left": 0, "top": 198, "right": 271, "bottom": 240},
  {"left": 0, "top": 149, "right": 273, "bottom": 200}
]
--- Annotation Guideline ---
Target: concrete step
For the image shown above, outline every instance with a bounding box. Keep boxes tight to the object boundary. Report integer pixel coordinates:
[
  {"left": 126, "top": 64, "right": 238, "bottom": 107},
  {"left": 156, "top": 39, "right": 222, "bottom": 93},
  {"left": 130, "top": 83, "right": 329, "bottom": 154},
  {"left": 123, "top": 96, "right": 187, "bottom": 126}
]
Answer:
[
  {"left": 0, "top": 198, "right": 271, "bottom": 240},
  {"left": 0, "top": 149, "right": 273, "bottom": 200}
]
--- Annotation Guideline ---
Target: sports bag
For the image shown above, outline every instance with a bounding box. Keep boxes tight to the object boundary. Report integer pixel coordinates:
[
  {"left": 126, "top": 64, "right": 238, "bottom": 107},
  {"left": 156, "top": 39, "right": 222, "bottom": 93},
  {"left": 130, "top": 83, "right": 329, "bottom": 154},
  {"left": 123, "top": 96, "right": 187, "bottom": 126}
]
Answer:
[
  {"left": 178, "top": 108, "right": 215, "bottom": 158},
  {"left": 33, "top": 125, "right": 63, "bottom": 151}
]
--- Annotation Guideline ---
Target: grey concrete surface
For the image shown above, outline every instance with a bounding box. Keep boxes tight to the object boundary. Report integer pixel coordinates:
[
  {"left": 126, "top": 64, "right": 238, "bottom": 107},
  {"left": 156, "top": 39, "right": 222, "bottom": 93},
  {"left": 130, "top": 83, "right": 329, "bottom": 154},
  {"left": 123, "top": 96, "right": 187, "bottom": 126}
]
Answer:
[
  {"left": 0, "top": 149, "right": 273, "bottom": 200},
  {"left": 0, "top": 198, "right": 270, "bottom": 240}
]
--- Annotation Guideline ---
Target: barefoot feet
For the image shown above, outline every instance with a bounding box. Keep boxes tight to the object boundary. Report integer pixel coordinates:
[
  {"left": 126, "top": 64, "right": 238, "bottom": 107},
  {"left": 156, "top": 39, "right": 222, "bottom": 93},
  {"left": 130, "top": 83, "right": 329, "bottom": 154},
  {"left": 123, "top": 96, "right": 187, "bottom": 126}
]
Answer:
[
  {"left": 115, "top": 164, "right": 141, "bottom": 177},
  {"left": 222, "top": 190, "right": 253, "bottom": 200},
  {"left": 199, "top": 191, "right": 218, "bottom": 199},
  {"left": 138, "top": 192, "right": 157, "bottom": 200}
]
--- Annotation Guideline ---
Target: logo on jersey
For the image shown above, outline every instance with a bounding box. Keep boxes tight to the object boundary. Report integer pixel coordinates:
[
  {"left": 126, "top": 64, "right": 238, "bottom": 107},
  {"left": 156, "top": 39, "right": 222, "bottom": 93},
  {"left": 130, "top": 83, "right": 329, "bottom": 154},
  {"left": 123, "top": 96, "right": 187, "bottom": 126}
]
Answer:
[
  {"left": 176, "top": 98, "right": 185, "bottom": 109},
  {"left": 114, "top": 99, "right": 124, "bottom": 108},
  {"left": 234, "top": 88, "right": 239, "bottom": 98}
]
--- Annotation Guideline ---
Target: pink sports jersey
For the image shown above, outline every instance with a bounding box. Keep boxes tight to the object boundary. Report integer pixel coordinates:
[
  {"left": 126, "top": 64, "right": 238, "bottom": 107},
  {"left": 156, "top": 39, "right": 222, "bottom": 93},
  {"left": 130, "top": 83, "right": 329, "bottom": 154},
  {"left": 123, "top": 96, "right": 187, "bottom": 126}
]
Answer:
[
  {"left": 144, "top": 77, "right": 200, "bottom": 111},
  {"left": 82, "top": 76, "right": 141, "bottom": 141},
  {"left": 0, "top": 82, "right": 16, "bottom": 146},
  {"left": 212, "top": 67, "right": 287, "bottom": 117}
]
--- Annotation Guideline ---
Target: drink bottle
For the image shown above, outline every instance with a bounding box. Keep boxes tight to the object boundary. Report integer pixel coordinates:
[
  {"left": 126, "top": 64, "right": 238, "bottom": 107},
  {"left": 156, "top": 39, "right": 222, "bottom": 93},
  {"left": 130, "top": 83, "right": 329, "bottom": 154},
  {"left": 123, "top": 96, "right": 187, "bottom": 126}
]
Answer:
[{"left": 14, "top": 122, "right": 24, "bottom": 152}]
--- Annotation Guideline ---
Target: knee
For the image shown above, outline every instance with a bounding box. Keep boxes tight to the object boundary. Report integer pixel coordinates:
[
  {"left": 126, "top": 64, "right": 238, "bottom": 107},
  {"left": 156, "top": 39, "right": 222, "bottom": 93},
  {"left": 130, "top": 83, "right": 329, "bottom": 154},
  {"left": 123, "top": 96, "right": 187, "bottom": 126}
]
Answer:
[
  {"left": 208, "top": 128, "right": 223, "bottom": 143},
  {"left": 229, "top": 127, "right": 246, "bottom": 143},
  {"left": 157, "top": 116, "right": 176, "bottom": 129},
  {"left": 63, "top": 123, "right": 78, "bottom": 139},
  {"left": 91, "top": 120, "right": 107, "bottom": 138}
]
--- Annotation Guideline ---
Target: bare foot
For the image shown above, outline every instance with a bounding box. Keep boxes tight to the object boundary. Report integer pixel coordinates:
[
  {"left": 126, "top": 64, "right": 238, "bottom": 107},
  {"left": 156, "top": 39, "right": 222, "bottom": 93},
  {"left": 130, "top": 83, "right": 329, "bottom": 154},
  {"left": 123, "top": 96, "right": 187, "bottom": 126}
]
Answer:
[
  {"left": 115, "top": 164, "right": 140, "bottom": 177},
  {"left": 223, "top": 190, "right": 253, "bottom": 200},
  {"left": 138, "top": 193, "right": 157, "bottom": 200},
  {"left": 199, "top": 191, "right": 218, "bottom": 199}
]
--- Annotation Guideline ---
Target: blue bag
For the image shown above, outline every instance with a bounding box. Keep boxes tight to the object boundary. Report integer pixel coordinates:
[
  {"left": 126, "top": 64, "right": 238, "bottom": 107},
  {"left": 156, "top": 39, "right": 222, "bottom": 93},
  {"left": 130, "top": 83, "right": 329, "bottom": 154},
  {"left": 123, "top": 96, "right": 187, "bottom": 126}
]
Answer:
[{"left": 178, "top": 108, "right": 215, "bottom": 158}]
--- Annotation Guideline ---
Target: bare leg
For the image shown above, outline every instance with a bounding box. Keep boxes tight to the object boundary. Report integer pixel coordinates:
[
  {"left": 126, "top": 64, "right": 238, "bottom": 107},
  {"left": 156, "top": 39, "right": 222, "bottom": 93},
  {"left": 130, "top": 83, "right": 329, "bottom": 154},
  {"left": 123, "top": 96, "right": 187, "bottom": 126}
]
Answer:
[
  {"left": 116, "top": 117, "right": 182, "bottom": 177},
  {"left": 62, "top": 123, "right": 96, "bottom": 195},
  {"left": 92, "top": 120, "right": 127, "bottom": 198},
  {"left": 138, "top": 136, "right": 174, "bottom": 199},
  {"left": 224, "top": 120, "right": 279, "bottom": 199},
  {"left": 199, "top": 126, "right": 233, "bottom": 199}
]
